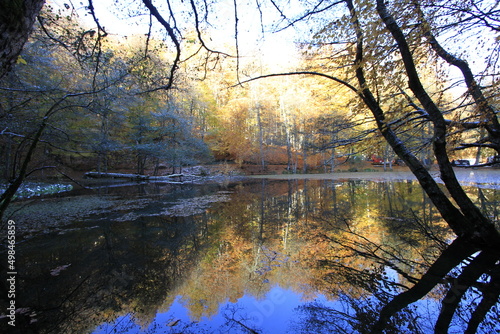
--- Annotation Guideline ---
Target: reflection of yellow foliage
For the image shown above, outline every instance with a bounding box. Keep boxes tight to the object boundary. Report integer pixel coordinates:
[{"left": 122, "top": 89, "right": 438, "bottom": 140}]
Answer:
[
  {"left": 165, "top": 179, "right": 452, "bottom": 323},
  {"left": 177, "top": 205, "right": 320, "bottom": 319}
]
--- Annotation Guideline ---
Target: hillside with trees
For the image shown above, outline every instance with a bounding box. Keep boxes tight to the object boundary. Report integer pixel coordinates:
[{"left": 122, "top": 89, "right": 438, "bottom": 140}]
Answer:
[
  {"left": 2, "top": 1, "right": 458, "bottom": 183},
  {"left": 4, "top": 1, "right": 499, "bottom": 182}
]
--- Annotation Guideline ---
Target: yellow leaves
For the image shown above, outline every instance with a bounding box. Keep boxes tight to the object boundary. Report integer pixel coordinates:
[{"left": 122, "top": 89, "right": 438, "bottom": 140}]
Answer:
[{"left": 16, "top": 55, "right": 27, "bottom": 65}]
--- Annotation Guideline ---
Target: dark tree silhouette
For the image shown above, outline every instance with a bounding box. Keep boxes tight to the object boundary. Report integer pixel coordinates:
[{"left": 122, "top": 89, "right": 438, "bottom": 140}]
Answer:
[{"left": 0, "top": 0, "right": 45, "bottom": 78}]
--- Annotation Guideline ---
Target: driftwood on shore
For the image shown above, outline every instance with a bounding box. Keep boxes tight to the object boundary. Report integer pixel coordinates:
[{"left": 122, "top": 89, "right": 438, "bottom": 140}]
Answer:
[
  {"left": 82, "top": 170, "right": 243, "bottom": 185},
  {"left": 83, "top": 172, "right": 186, "bottom": 181}
]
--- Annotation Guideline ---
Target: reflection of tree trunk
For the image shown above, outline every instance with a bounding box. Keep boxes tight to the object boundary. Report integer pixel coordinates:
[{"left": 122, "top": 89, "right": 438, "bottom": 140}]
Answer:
[
  {"left": 331, "top": 180, "right": 338, "bottom": 214},
  {"left": 371, "top": 237, "right": 478, "bottom": 333},
  {"left": 283, "top": 180, "right": 294, "bottom": 250},
  {"left": 465, "top": 263, "right": 500, "bottom": 334},
  {"left": 384, "top": 182, "right": 394, "bottom": 216},
  {"left": 259, "top": 179, "right": 265, "bottom": 240},
  {"left": 303, "top": 180, "right": 310, "bottom": 220},
  {"left": 435, "top": 248, "right": 500, "bottom": 333},
  {"left": 348, "top": 180, "right": 356, "bottom": 205}
]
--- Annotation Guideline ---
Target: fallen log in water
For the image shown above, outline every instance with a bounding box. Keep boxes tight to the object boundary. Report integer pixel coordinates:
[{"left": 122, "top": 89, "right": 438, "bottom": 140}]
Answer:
[
  {"left": 83, "top": 172, "right": 191, "bottom": 182},
  {"left": 84, "top": 172, "right": 150, "bottom": 180},
  {"left": 149, "top": 174, "right": 185, "bottom": 179}
]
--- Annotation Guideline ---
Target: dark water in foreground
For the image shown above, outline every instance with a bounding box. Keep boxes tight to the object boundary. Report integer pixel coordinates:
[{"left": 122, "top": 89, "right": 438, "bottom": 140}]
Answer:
[{"left": 1, "top": 177, "right": 499, "bottom": 333}]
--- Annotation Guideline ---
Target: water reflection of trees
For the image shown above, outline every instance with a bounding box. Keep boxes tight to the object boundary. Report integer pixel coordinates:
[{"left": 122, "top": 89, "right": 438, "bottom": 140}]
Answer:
[
  {"left": 186, "top": 179, "right": 499, "bottom": 333},
  {"left": 1, "top": 214, "right": 206, "bottom": 333},
  {"left": 2, "top": 180, "right": 498, "bottom": 333},
  {"left": 289, "top": 180, "right": 500, "bottom": 334}
]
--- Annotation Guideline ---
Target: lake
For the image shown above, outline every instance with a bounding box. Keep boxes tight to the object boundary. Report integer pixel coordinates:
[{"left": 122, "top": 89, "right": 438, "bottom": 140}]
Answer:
[{"left": 1, "top": 172, "right": 500, "bottom": 333}]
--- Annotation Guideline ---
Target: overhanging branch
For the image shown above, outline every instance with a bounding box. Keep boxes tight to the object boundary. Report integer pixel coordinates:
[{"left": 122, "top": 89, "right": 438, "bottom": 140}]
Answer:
[
  {"left": 232, "top": 71, "right": 359, "bottom": 93},
  {"left": 141, "top": 0, "right": 181, "bottom": 91}
]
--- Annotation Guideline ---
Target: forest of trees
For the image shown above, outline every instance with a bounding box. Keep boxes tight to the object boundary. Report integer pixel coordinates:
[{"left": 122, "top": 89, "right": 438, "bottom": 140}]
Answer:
[
  {"left": 5, "top": 0, "right": 492, "bottom": 185},
  {"left": 2, "top": 0, "right": 499, "bottom": 186},
  {"left": 0, "top": 4, "right": 381, "bottom": 181},
  {"left": 1, "top": 0, "right": 500, "bottom": 333}
]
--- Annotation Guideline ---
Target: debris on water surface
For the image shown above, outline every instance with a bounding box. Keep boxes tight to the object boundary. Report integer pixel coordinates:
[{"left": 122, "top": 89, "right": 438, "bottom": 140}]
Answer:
[
  {"left": 113, "top": 192, "right": 232, "bottom": 221},
  {"left": 160, "top": 193, "right": 232, "bottom": 217},
  {"left": 50, "top": 264, "right": 71, "bottom": 276}
]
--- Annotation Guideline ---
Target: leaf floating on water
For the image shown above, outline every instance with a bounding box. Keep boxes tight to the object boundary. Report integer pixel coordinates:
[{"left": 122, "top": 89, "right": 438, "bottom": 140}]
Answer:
[
  {"left": 50, "top": 264, "right": 71, "bottom": 276},
  {"left": 167, "top": 319, "right": 180, "bottom": 327},
  {"left": 16, "top": 55, "right": 27, "bottom": 64},
  {"left": 114, "top": 212, "right": 140, "bottom": 222}
]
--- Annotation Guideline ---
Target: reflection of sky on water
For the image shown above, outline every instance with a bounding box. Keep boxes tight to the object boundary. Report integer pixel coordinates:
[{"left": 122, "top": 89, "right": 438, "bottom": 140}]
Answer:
[
  {"left": 431, "top": 169, "right": 500, "bottom": 190},
  {"left": 67, "top": 178, "right": 500, "bottom": 333},
  {"left": 93, "top": 286, "right": 336, "bottom": 333},
  {"left": 91, "top": 284, "right": 450, "bottom": 334},
  {"left": 458, "top": 170, "right": 500, "bottom": 189}
]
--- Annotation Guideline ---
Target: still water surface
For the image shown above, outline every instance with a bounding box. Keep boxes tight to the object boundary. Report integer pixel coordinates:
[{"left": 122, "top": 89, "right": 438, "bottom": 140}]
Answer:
[{"left": 2, "top": 176, "right": 500, "bottom": 333}]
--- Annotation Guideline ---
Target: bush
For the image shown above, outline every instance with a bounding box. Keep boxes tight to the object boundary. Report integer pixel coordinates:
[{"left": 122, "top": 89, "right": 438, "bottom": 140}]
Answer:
[{"left": 0, "top": 183, "right": 73, "bottom": 200}]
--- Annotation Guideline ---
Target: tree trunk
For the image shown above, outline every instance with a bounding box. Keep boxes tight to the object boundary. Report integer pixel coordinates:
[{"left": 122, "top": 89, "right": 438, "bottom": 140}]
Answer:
[
  {"left": 2, "top": 134, "right": 12, "bottom": 180},
  {"left": 0, "top": 120, "right": 46, "bottom": 221},
  {"left": 374, "top": 0, "right": 500, "bottom": 246},
  {"left": 475, "top": 129, "right": 485, "bottom": 164},
  {"left": 0, "top": 0, "right": 45, "bottom": 79},
  {"left": 302, "top": 133, "right": 308, "bottom": 174},
  {"left": 286, "top": 138, "right": 292, "bottom": 172},
  {"left": 257, "top": 106, "right": 265, "bottom": 171}
]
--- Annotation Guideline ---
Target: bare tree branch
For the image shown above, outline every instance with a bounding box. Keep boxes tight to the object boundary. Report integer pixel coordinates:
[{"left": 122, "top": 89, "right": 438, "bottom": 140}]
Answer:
[
  {"left": 189, "top": 0, "right": 233, "bottom": 57},
  {"left": 233, "top": 71, "right": 358, "bottom": 93},
  {"left": 141, "top": 0, "right": 181, "bottom": 91}
]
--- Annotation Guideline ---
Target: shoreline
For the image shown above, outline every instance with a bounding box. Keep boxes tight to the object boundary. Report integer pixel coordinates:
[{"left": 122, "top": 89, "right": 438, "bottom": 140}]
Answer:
[{"left": 248, "top": 169, "right": 500, "bottom": 187}]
